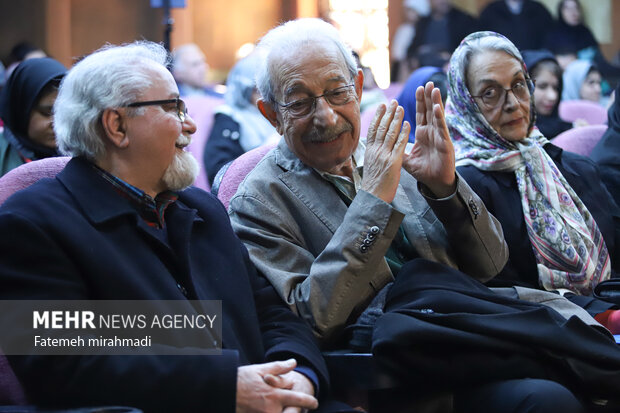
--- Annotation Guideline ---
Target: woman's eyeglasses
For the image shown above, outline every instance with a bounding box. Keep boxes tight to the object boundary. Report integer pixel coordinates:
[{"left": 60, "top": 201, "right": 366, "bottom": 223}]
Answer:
[{"left": 471, "top": 80, "right": 530, "bottom": 108}]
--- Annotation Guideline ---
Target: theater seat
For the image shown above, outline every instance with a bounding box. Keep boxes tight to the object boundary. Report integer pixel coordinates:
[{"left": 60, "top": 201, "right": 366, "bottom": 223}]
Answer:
[
  {"left": 552, "top": 124, "right": 607, "bottom": 157},
  {"left": 184, "top": 95, "right": 225, "bottom": 191},
  {"left": 558, "top": 99, "right": 608, "bottom": 125},
  {"left": 211, "top": 143, "right": 276, "bottom": 210},
  {"left": 0, "top": 348, "right": 26, "bottom": 406},
  {"left": 0, "top": 157, "right": 70, "bottom": 206}
]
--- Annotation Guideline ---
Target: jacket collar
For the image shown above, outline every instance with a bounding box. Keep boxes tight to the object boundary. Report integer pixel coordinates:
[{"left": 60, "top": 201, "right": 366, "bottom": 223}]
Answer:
[
  {"left": 274, "top": 139, "right": 306, "bottom": 172},
  {"left": 56, "top": 157, "right": 159, "bottom": 225},
  {"left": 56, "top": 157, "right": 201, "bottom": 224}
]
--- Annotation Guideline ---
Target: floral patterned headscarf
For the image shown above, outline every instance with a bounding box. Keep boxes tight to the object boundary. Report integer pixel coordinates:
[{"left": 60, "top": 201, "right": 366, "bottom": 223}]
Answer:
[{"left": 446, "top": 31, "right": 610, "bottom": 295}]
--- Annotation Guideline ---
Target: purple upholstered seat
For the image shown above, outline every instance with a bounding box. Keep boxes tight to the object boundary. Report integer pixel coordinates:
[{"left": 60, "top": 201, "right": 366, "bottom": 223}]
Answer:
[
  {"left": 0, "top": 157, "right": 70, "bottom": 206},
  {"left": 551, "top": 124, "right": 607, "bottom": 157},
  {"left": 0, "top": 349, "right": 26, "bottom": 405},
  {"left": 184, "top": 95, "right": 225, "bottom": 191},
  {"left": 213, "top": 144, "right": 275, "bottom": 211},
  {"left": 559, "top": 99, "right": 608, "bottom": 125}
]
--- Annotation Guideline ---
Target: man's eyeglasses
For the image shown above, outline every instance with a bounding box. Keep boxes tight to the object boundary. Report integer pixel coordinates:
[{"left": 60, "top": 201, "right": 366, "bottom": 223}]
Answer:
[
  {"left": 471, "top": 80, "right": 530, "bottom": 108},
  {"left": 276, "top": 84, "right": 356, "bottom": 118},
  {"left": 125, "top": 98, "right": 188, "bottom": 122}
]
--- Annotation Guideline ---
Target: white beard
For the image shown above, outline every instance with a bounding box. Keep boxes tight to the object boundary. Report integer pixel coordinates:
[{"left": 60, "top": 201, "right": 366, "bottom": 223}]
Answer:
[{"left": 162, "top": 136, "right": 200, "bottom": 191}]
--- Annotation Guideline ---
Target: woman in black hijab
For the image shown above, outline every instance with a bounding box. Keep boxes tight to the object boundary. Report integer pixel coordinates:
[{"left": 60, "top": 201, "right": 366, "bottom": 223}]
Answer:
[
  {"left": 591, "top": 84, "right": 620, "bottom": 208},
  {"left": 522, "top": 49, "right": 573, "bottom": 139},
  {"left": 0, "top": 57, "right": 66, "bottom": 176}
]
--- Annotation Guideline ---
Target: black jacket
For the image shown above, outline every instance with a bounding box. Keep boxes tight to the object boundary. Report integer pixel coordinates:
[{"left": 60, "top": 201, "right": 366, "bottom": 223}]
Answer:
[
  {"left": 457, "top": 144, "right": 620, "bottom": 315},
  {"left": 373, "top": 259, "right": 620, "bottom": 400},
  {"left": 204, "top": 112, "right": 244, "bottom": 186}
]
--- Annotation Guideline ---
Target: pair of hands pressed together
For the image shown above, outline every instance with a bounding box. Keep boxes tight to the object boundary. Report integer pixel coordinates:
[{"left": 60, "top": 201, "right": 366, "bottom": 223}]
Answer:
[
  {"left": 236, "top": 359, "right": 317, "bottom": 413},
  {"left": 361, "top": 81, "right": 456, "bottom": 204}
]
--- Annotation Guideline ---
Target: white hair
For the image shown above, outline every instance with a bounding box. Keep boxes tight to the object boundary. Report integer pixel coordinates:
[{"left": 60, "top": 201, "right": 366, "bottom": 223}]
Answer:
[
  {"left": 54, "top": 41, "right": 170, "bottom": 160},
  {"left": 255, "top": 18, "right": 358, "bottom": 105}
]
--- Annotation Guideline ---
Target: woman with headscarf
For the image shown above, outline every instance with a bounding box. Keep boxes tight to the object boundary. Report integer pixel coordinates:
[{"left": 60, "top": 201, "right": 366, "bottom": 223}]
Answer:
[
  {"left": 203, "top": 52, "right": 278, "bottom": 186},
  {"left": 0, "top": 57, "right": 66, "bottom": 176},
  {"left": 562, "top": 59, "right": 602, "bottom": 103},
  {"left": 591, "top": 83, "right": 620, "bottom": 209},
  {"left": 543, "top": 0, "right": 620, "bottom": 80},
  {"left": 543, "top": 0, "right": 596, "bottom": 61},
  {"left": 445, "top": 32, "right": 620, "bottom": 332},
  {"left": 397, "top": 66, "right": 447, "bottom": 142},
  {"left": 521, "top": 49, "right": 573, "bottom": 138}
]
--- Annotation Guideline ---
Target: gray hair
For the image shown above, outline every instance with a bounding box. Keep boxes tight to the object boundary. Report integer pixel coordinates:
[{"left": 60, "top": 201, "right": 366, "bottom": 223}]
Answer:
[
  {"left": 449, "top": 32, "right": 527, "bottom": 93},
  {"left": 54, "top": 41, "right": 170, "bottom": 160},
  {"left": 255, "top": 18, "right": 358, "bottom": 105}
]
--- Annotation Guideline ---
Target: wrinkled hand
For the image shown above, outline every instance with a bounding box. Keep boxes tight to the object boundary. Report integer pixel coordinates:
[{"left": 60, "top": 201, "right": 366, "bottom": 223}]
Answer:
[
  {"left": 236, "top": 359, "right": 318, "bottom": 413},
  {"left": 263, "top": 370, "right": 315, "bottom": 413},
  {"left": 403, "top": 81, "right": 456, "bottom": 198},
  {"left": 361, "top": 100, "right": 411, "bottom": 203}
]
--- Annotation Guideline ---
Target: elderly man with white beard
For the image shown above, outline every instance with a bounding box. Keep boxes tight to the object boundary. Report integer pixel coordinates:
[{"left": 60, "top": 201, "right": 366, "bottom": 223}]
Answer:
[{"left": 0, "top": 41, "right": 356, "bottom": 413}]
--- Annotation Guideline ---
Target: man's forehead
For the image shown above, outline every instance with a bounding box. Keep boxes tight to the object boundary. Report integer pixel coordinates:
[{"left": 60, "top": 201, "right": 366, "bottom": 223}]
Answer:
[{"left": 270, "top": 41, "right": 350, "bottom": 93}]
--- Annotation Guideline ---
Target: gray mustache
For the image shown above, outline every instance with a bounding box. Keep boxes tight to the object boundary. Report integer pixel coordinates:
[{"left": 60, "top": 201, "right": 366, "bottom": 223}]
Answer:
[{"left": 303, "top": 123, "right": 353, "bottom": 143}]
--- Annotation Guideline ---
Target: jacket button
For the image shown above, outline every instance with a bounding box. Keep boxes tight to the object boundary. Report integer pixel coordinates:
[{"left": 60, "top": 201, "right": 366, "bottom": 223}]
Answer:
[
  {"left": 370, "top": 226, "right": 380, "bottom": 235},
  {"left": 468, "top": 199, "right": 479, "bottom": 219},
  {"left": 177, "top": 283, "right": 188, "bottom": 297},
  {"left": 363, "top": 237, "right": 372, "bottom": 246},
  {"left": 360, "top": 245, "right": 369, "bottom": 253}
]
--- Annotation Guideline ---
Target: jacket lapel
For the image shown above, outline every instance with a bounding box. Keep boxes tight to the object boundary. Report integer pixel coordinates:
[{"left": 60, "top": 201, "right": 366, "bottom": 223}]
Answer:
[{"left": 275, "top": 141, "right": 350, "bottom": 234}]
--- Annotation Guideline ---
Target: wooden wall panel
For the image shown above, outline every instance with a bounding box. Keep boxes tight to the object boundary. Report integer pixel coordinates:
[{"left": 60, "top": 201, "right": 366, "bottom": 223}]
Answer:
[
  {"left": 69, "top": 0, "right": 163, "bottom": 62},
  {"left": 191, "top": 0, "right": 279, "bottom": 75},
  {"left": 0, "top": 0, "right": 47, "bottom": 65},
  {"left": 1, "top": 0, "right": 619, "bottom": 77}
]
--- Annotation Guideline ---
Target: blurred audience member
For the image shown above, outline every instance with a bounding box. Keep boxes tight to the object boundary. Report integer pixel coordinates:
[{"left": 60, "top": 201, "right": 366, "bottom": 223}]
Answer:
[
  {"left": 203, "top": 52, "right": 278, "bottom": 185},
  {"left": 591, "top": 82, "right": 620, "bottom": 209},
  {"left": 544, "top": 0, "right": 620, "bottom": 84},
  {"left": 3, "top": 42, "right": 46, "bottom": 82},
  {"left": 171, "top": 43, "right": 222, "bottom": 98},
  {"left": 390, "top": 0, "right": 430, "bottom": 82},
  {"left": 398, "top": 66, "right": 447, "bottom": 141},
  {"left": 522, "top": 50, "right": 573, "bottom": 138},
  {"left": 479, "top": 0, "right": 553, "bottom": 51},
  {"left": 543, "top": 0, "right": 596, "bottom": 62},
  {"left": 406, "top": 0, "right": 477, "bottom": 73},
  {"left": 562, "top": 59, "right": 602, "bottom": 103},
  {"left": 0, "top": 57, "right": 66, "bottom": 176},
  {"left": 352, "top": 51, "right": 387, "bottom": 112}
]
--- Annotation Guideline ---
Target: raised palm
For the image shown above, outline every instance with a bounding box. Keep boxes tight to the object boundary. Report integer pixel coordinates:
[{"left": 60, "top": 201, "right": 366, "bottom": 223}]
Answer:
[{"left": 403, "top": 82, "right": 456, "bottom": 197}]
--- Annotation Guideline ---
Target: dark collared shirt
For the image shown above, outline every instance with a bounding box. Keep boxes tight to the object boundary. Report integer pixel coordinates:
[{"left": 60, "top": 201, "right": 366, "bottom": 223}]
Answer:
[{"left": 91, "top": 163, "right": 177, "bottom": 229}]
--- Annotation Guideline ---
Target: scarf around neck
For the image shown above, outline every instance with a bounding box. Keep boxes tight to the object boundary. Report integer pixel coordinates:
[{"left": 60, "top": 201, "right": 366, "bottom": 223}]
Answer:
[{"left": 446, "top": 31, "right": 610, "bottom": 295}]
